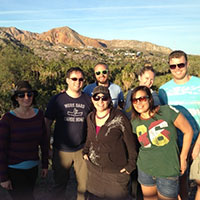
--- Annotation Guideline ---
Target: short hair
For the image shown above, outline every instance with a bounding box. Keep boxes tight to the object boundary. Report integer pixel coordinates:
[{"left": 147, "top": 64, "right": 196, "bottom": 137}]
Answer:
[
  {"left": 94, "top": 62, "right": 108, "bottom": 70},
  {"left": 66, "top": 67, "right": 84, "bottom": 78},
  {"left": 168, "top": 50, "right": 188, "bottom": 63},
  {"left": 138, "top": 66, "right": 155, "bottom": 77},
  {"left": 131, "top": 86, "right": 156, "bottom": 119}
]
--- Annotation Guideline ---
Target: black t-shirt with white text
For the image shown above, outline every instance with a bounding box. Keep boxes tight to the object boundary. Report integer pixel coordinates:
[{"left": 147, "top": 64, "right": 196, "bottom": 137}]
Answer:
[{"left": 45, "top": 92, "right": 92, "bottom": 152}]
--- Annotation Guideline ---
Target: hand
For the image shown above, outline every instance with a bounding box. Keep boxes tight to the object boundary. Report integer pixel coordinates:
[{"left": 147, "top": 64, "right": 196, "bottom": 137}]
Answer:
[
  {"left": 180, "top": 158, "right": 187, "bottom": 175},
  {"left": 83, "top": 154, "right": 89, "bottom": 160},
  {"left": 120, "top": 168, "right": 130, "bottom": 174},
  {"left": 0, "top": 180, "right": 13, "bottom": 190},
  {"left": 192, "top": 145, "right": 200, "bottom": 160},
  {"left": 41, "top": 169, "right": 48, "bottom": 178}
]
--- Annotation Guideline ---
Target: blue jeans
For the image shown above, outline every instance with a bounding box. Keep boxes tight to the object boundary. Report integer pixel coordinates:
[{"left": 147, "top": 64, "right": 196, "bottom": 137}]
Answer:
[{"left": 138, "top": 169, "right": 179, "bottom": 198}]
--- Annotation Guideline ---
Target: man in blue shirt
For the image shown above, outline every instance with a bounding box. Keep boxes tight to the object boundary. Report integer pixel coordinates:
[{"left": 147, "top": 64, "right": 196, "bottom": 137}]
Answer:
[
  {"left": 83, "top": 62, "right": 124, "bottom": 108},
  {"left": 159, "top": 50, "right": 200, "bottom": 200}
]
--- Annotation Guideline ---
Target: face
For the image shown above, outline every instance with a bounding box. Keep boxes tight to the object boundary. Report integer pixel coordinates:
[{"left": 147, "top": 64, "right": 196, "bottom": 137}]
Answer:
[
  {"left": 66, "top": 71, "right": 84, "bottom": 93},
  {"left": 92, "top": 93, "right": 110, "bottom": 112},
  {"left": 139, "top": 70, "right": 155, "bottom": 88},
  {"left": 169, "top": 56, "right": 188, "bottom": 81},
  {"left": 94, "top": 64, "right": 109, "bottom": 84},
  {"left": 16, "top": 88, "right": 33, "bottom": 107},
  {"left": 132, "top": 90, "right": 150, "bottom": 115}
]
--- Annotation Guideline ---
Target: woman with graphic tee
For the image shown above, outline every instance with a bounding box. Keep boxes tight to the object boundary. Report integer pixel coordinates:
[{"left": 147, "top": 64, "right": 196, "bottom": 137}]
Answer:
[
  {"left": 83, "top": 86, "right": 138, "bottom": 200},
  {"left": 131, "top": 86, "right": 193, "bottom": 200}
]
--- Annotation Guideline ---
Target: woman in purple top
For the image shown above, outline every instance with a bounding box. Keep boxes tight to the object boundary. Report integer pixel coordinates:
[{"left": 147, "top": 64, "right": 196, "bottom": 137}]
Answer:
[{"left": 0, "top": 81, "right": 48, "bottom": 200}]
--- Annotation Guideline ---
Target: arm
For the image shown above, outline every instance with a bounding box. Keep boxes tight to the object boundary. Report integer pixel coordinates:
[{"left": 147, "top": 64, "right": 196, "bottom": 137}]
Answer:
[
  {"left": 82, "top": 136, "right": 90, "bottom": 160},
  {"left": 39, "top": 114, "right": 49, "bottom": 177},
  {"left": 158, "top": 88, "right": 167, "bottom": 105},
  {"left": 120, "top": 114, "right": 138, "bottom": 174},
  {"left": 44, "top": 117, "right": 53, "bottom": 151},
  {"left": 0, "top": 114, "right": 13, "bottom": 189},
  {"left": 191, "top": 132, "right": 200, "bottom": 159},
  {"left": 82, "top": 116, "right": 91, "bottom": 158},
  {"left": 118, "top": 89, "right": 124, "bottom": 109},
  {"left": 44, "top": 117, "right": 54, "bottom": 164},
  {"left": 123, "top": 90, "right": 132, "bottom": 120},
  {"left": 152, "top": 91, "right": 161, "bottom": 106},
  {"left": 174, "top": 113, "right": 193, "bottom": 174}
]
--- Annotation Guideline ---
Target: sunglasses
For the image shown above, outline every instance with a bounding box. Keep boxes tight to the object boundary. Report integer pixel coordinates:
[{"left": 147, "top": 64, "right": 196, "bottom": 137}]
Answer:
[
  {"left": 132, "top": 96, "right": 149, "bottom": 104},
  {"left": 17, "top": 91, "right": 33, "bottom": 98},
  {"left": 70, "top": 77, "right": 84, "bottom": 82},
  {"left": 169, "top": 63, "right": 186, "bottom": 70},
  {"left": 95, "top": 70, "right": 108, "bottom": 76},
  {"left": 93, "top": 95, "right": 109, "bottom": 101}
]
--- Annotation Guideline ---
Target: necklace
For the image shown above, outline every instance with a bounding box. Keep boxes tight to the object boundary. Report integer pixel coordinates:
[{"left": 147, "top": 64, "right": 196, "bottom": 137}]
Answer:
[{"left": 96, "top": 110, "right": 110, "bottom": 119}]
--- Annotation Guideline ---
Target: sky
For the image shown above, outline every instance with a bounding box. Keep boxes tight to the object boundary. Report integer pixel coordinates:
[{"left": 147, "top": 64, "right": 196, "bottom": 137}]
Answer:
[{"left": 0, "top": 0, "right": 200, "bottom": 55}]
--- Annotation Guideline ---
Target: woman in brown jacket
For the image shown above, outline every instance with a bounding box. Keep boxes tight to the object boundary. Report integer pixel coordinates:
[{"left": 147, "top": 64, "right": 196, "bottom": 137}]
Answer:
[{"left": 83, "top": 86, "right": 138, "bottom": 200}]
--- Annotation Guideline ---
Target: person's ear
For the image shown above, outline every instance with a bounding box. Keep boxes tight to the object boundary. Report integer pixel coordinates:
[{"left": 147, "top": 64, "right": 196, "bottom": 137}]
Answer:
[
  {"left": 186, "top": 61, "right": 190, "bottom": 69},
  {"left": 66, "top": 78, "right": 69, "bottom": 84}
]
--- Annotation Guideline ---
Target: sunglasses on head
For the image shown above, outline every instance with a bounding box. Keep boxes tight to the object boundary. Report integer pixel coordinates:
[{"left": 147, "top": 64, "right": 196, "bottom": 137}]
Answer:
[
  {"left": 93, "top": 95, "right": 109, "bottom": 101},
  {"left": 17, "top": 91, "right": 33, "bottom": 98},
  {"left": 95, "top": 70, "right": 108, "bottom": 76},
  {"left": 70, "top": 77, "right": 84, "bottom": 82},
  {"left": 132, "top": 96, "right": 149, "bottom": 104},
  {"left": 169, "top": 63, "right": 186, "bottom": 70}
]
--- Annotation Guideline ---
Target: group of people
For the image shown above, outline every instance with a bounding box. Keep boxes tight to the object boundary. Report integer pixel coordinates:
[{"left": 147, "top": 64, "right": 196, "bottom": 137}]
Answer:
[{"left": 0, "top": 50, "right": 199, "bottom": 200}]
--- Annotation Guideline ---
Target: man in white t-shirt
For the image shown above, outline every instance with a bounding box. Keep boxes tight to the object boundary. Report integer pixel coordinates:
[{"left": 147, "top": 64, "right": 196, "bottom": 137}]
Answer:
[{"left": 159, "top": 50, "right": 200, "bottom": 200}]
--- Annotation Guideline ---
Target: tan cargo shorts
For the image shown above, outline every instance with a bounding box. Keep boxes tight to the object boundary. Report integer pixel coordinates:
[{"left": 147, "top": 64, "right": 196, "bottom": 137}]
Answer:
[{"left": 190, "top": 152, "right": 200, "bottom": 180}]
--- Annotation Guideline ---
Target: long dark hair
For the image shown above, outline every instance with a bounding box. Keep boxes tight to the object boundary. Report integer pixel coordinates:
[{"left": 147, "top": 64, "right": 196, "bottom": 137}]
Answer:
[{"left": 131, "top": 86, "right": 157, "bottom": 119}]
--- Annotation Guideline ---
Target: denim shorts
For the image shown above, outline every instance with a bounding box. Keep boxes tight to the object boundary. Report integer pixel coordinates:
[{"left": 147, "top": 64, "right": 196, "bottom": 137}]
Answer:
[{"left": 138, "top": 169, "right": 179, "bottom": 198}]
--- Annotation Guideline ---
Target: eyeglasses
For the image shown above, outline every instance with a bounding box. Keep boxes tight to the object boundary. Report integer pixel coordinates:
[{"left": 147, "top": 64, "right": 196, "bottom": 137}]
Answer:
[
  {"left": 169, "top": 63, "right": 186, "bottom": 70},
  {"left": 70, "top": 77, "right": 84, "bottom": 82},
  {"left": 95, "top": 70, "right": 108, "bottom": 76},
  {"left": 93, "top": 95, "right": 109, "bottom": 101},
  {"left": 17, "top": 91, "right": 33, "bottom": 98},
  {"left": 132, "top": 96, "right": 149, "bottom": 104}
]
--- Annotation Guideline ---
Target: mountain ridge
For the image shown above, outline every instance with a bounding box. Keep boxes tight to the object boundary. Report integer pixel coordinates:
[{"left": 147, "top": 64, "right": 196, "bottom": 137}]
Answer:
[{"left": 0, "top": 26, "right": 171, "bottom": 54}]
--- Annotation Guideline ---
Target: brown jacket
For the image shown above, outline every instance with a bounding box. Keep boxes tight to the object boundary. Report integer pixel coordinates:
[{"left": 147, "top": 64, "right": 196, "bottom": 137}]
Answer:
[{"left": 83, "top": 108, "right": 137, "bottom": 173}]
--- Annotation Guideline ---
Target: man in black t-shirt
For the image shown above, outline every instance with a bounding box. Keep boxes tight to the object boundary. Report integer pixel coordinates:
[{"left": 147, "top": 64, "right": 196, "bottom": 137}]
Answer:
[{"left": 45, "top": 67, "right": 92, "bottom": 200}]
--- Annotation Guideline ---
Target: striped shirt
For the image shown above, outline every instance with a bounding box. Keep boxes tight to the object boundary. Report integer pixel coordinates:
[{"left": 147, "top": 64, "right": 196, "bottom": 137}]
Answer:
[{"left": 0, "top": 109, "right": 48, "bottom": 182}]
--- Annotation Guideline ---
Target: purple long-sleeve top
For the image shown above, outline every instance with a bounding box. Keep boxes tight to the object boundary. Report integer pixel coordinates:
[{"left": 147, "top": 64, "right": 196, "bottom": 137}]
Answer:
[{"left": 0, "top": 110, "right": 48, "bottom": 182}]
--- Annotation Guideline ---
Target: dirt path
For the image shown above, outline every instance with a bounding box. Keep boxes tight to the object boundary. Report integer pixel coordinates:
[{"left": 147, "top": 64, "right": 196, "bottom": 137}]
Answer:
[
  {"left": 0, "top": 169, "right": 77, "bottom": 200},
  {"left": 0, "top": 169, "right": 197, "bottom": 200}
]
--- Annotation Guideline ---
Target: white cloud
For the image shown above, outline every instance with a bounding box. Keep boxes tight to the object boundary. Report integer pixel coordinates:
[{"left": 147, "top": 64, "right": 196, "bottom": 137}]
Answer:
[{"left": 0, "top": 4, "right": 200, "bottom": 15}]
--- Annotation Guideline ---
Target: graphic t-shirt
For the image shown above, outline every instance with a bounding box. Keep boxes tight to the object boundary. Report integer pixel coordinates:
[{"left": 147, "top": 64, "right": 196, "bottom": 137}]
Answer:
[
  {"left": 45, "top": 92, "right": 92, "bottom": 152},
  {"left": 159, "top": 76, "right": 200, "bottom": 148},
  {"left": 131, "top": 105, "right": 180, "bottom": 177}
]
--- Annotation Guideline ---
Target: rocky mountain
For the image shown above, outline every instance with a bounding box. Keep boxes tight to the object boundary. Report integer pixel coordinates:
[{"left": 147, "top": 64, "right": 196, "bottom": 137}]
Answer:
[{"left": 0, "top": 26, "right": 171, "bottom": 55}]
